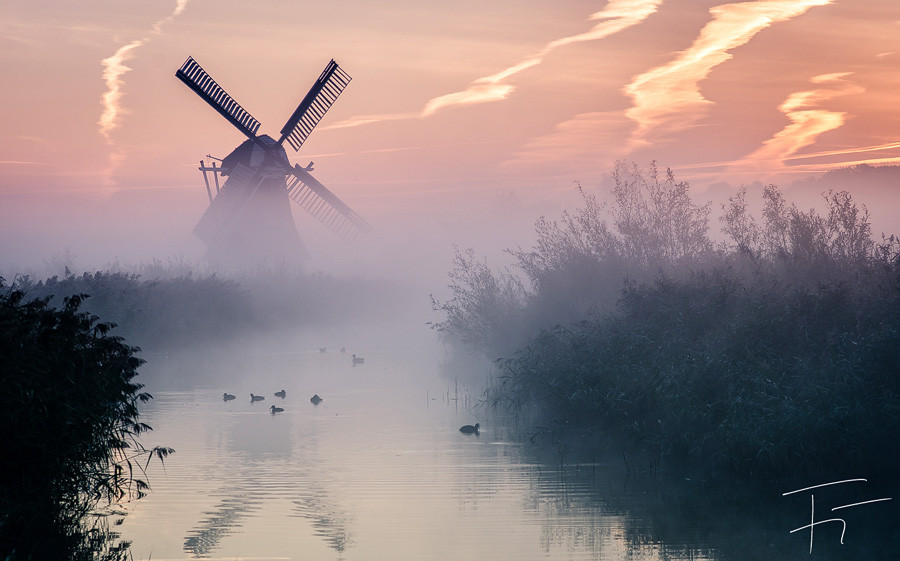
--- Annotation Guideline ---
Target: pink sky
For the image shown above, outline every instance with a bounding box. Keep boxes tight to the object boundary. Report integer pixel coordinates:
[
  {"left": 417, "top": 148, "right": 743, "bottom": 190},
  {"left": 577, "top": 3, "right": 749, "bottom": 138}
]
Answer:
[{"left": 1, "top": 0, "right": 899, "bottom": 279}]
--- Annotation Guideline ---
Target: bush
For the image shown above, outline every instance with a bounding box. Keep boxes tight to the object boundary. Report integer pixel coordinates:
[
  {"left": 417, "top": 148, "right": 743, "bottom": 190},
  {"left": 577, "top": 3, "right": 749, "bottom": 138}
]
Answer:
[
  {"left": 434, "top": 162, "right": 900, "bottom": 476},
  {"left": 0, "top": 280, "right": 171, "bottom": 560},
  {"left": 491, "top": 271, "right": 900, "bottom": 475},
  {"left": 433, "top": 162, "right": 715, "bottom": 358},
  {"left": 429, "top": 248, "right": 528, "bottom": 357}
]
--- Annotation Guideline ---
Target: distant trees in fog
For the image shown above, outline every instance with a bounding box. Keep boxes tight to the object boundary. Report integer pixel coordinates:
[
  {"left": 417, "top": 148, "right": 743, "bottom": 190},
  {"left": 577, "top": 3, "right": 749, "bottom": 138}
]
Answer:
[{"left": 11, "top": 267, "right": 404, "bottom": 353}]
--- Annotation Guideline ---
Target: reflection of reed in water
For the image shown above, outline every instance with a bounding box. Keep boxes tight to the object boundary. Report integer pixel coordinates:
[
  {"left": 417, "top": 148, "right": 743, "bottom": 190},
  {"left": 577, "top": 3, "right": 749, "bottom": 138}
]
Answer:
[
  {"left": 183, "top": 493, "right": 264, "bottom": 556},
  {"left": 292, "top": 491, "right": 354, "bottom": 553}
]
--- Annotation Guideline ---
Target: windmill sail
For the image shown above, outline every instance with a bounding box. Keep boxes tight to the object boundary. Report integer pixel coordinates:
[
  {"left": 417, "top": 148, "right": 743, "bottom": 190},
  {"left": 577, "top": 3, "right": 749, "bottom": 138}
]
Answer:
[
  {"left": 286, "top": 164, "right": 370, "bottom": 242},
  {"left": 176, "top": 57, "right": 261, "bottom": 141},
  {"left": 278, "top": 60, "right": 351, "bottom": 151}
]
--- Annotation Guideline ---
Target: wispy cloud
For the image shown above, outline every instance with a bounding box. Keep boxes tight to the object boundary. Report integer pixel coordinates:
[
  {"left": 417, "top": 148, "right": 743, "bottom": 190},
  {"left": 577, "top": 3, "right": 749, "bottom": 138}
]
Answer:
[
  {"left": 326, "top": 0, "right": 662, "bottom": 130},
  {"left": 98, "top": 40, "right": 144, "bottom": 142},
  {"left": 97, "top": 1, "right": 190, "bottom": 189},
  {"left": 623, "top": 0, "right": 833, "bottom": 148},
  {"left": 98, "top": 0, "right": 190, "bottom": 142},
  {"left": 667, "top": 140, "right": 900, "bottom": 175},
  {"left": 732, "top": 72, "right": 864, "bottom": 174},
  {"left": 500, "top": 111, "right": 635, "bottom": 172},
  {"left": 0, "top": 160, "right": 44, "bottom": 165}
]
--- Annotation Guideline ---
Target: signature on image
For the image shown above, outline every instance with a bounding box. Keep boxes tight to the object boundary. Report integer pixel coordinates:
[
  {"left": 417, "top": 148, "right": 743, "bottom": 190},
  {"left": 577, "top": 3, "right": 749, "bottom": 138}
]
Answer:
[{"left": 782, "top": 478, "right": 892, "bottom": 554}]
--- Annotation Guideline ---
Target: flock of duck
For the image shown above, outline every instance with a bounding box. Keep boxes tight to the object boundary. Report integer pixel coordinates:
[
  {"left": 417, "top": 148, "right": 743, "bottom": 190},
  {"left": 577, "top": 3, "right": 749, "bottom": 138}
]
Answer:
[
  {"left": 220, "top": 350, "right": 365, "bottom": 414},
  {"left": 219, "top": 350, "right": 479, "bottom": 432},
  {"left": 221, "top": 390, "right": 325, "bottom": 414}
]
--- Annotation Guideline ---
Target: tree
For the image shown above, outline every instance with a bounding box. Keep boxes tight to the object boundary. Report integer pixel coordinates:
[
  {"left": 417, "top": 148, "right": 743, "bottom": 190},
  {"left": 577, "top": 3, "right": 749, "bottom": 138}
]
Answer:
[{"left": 611, "top": 161, "right": 712, "bottom": 267}]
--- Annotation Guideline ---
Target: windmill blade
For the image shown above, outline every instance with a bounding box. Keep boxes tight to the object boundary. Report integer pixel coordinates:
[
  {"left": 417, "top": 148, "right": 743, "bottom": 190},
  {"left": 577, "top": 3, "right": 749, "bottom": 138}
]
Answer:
[
  {"left": 286, "top": 164, "right": 369, "bottom": 242},
  {"left": 176, "top": 56, "right": 261, "bottom": 141},
  {"left": 278, "top": 60, "right": 351, "bottom": 151}
]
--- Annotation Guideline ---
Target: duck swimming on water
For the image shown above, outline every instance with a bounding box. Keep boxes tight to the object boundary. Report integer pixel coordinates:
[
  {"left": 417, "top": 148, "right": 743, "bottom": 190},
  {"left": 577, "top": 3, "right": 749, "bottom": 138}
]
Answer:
[
  {"left": 270, "top": 405, "right": 284, "bottom": 414},
  {"left": 250, "top": 393, "right": 265, "bottom": 402},
  {"left": 223, "top": 393, "right": 236, "bottom": 401},
  {"left": 274, "top": 389, "right": 286, "bottom": 399},
  {"left": 310, "top": 394, "right": 323, "bottom": 405},
  {"left": 459, "top": 423, "right": 480, "bottom": 435}
]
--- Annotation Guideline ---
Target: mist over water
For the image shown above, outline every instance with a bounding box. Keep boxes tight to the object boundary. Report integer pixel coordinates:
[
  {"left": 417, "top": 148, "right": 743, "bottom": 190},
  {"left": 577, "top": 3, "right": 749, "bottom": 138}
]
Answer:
[
  {"left": 121, "top": 315, "right": 897, "bottom": 561},
  {"left": 5, "top": 1, "right": 900, "bottom": 556},
  {"left": 3, "top": 163, "right": 899, "bottom": 559}
]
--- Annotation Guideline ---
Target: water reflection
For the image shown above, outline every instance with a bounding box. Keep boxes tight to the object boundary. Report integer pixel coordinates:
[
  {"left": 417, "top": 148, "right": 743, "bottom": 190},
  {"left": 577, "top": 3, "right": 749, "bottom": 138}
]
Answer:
[
  {"left": 293, "top": 490, "right": 354, "bottom": 553},
  {"left": 122, "top": 331, "right": 897, "bottom": 560},
  {"left": 183, "top": 491, "right": 263, "bottom": 556}
]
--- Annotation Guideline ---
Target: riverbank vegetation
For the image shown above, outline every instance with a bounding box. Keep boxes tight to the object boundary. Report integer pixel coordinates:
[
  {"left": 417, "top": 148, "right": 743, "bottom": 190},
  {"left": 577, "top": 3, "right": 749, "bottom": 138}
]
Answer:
[
  {"left": 9, "top": 265, "right": 404, "bottom": 353},
  {"left": 0, "top": 280, "right": 172, "bottom": 560},
  {"left": 432, "top": 162, "right": 900, "bottom": 477}
]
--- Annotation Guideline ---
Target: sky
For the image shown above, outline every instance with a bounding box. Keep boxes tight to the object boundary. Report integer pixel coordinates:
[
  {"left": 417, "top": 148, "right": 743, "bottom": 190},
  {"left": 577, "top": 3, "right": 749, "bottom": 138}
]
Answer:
[{"left": 1, "top": 0, "right": 899, "bottom": 282}]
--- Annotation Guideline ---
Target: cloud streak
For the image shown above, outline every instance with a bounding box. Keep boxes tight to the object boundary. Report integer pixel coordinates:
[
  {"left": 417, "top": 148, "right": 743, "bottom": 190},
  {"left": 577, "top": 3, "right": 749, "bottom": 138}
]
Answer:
[
  {"left": 98, "top": 40, "right": 144, "bottom": 142},
  {"left": 98, "top": 0, "right": 190, "bottom": 142},
  {"left": 623, "top": 0, "right": 833, "bottom": 148},
  {"left": 732, "top": 72, "right": 864, "bottom": 174},
  {"left": 327, "top": 0, "right": 662, "bottom": 130}
]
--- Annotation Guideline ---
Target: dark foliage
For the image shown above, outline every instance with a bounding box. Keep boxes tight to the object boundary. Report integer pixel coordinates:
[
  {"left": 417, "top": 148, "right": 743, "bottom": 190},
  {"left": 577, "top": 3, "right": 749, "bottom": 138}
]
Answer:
[
  {"left": 434, "top": 162, "right": 900, "bottom": 477},
  {"left": 12, "top": 269, "right": 254, "bottom": 352},
  {"left": 0, "top": 280, "right": 172, "bottom": 560},
  {"left": 493, "top": 271, "right": 900, "bottom": 475}
]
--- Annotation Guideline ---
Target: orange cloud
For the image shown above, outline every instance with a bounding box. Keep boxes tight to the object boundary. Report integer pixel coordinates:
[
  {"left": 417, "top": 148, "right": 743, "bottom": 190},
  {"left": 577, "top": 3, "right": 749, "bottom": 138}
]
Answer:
[
  {"left": 624, "top": 0, "right": 833, "bottom": 148},
  {"left": 732, "top": 72, "right": 864, "bottom": 174},
  {"left": 328, "top": 0, "right": 663, "bottom": 129}
]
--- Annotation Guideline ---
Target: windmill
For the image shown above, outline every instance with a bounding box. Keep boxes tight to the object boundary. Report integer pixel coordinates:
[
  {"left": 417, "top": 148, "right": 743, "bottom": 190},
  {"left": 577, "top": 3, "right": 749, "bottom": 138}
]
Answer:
[{"left": 175, "top": 56, "right": 369, "bottom": 266}]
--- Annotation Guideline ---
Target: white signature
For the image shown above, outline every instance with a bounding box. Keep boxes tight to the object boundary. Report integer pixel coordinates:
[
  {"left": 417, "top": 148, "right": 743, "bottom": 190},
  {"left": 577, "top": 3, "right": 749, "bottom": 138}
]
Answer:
[{"left": 782, "top": 478, "right": 892, "bottom": 553}]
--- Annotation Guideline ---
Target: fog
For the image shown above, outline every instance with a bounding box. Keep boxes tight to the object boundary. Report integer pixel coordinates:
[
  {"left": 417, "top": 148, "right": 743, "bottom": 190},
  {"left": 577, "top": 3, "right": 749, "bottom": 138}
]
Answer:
[
  {"left": 0, "top": 175, "right": 553, "bottom": 291},
  {"left": 5, "top": 160, "right": 899, "bottom": 560},
  {"left": 6, "top": 162, "right": 899, "bottom": 391},
  {"left": 5, "top": 164, "right": 899, "bottom": 289}
]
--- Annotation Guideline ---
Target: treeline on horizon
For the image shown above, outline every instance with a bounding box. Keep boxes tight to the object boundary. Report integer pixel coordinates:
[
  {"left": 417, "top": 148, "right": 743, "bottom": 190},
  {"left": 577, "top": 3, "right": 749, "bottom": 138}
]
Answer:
[
  {"left": 8, "top": 263, "right": 404, "bottom": 354},
  {"left": 431, "top": 162, "right": 900, "bottom": 477}
]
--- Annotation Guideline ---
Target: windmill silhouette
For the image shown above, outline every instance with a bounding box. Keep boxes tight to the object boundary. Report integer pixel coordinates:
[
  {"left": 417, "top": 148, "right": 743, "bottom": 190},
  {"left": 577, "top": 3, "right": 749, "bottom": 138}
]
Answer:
[{"left": 176, "top": 56, "right": 369, "bottom": 266}]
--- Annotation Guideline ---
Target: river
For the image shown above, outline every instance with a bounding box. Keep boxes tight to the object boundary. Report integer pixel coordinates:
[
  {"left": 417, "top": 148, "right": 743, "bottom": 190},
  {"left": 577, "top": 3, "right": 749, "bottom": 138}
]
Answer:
[{"left": 118, "top": 324, "right": 898, "bottom": 560}]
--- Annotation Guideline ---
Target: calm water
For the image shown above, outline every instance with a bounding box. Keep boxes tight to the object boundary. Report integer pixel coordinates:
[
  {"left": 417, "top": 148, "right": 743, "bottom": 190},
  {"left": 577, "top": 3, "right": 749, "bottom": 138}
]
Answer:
[{"left": 119, "top": 327, "right": 898, "bottom": 561}]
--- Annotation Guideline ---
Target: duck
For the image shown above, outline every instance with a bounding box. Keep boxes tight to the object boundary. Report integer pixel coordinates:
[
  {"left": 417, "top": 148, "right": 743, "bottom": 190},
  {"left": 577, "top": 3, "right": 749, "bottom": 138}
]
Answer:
[
  {"left": 351, "top": 354, "right": 365, "bottom": 365},
  {"left": 270, "top": 405, "right": 284, "bottom": 414},
  {"left": 250, "top": 393, "right": 265, "bottom": 402},
  {"left": 274, "top": 389, "right": 286, "bottom": 399},
  {"left": 222, "top": 393, "right": 236, "bottom": 401},
  {"left": 459, "top": 423, "right": 480, "bottom": 435},
  {"left": 310, "top": 394, "right": 323, "bottom": 405}
]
